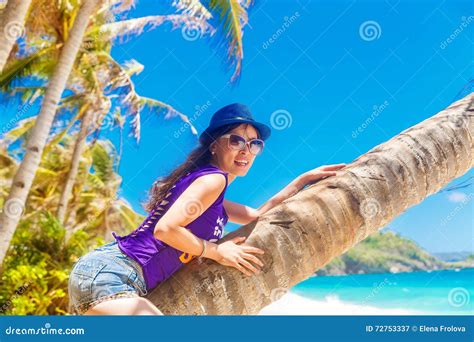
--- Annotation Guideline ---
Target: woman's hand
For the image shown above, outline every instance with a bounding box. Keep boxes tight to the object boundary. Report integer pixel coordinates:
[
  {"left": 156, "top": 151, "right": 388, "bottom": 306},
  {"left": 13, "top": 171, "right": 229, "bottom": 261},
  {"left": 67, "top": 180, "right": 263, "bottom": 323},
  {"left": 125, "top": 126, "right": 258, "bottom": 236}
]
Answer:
[
  {"left": 213, "top": 236, "right": 265, "bottom": 276},
  {"left": 301, "top": 163, "right": 346, "bottom": 184}
]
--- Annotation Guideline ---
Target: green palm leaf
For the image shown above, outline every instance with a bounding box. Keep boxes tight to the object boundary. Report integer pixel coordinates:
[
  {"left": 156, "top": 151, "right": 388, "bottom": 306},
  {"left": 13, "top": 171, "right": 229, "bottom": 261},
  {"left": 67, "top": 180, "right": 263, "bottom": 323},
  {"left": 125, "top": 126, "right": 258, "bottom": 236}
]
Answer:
[
  {"left": 200, "top": 0, "right": 254, "bottom": 82},
  {"left": 0, "top": 45, "right": 60, "bottom": 91},
  {"left": 91, "top": 140, "right": 116, "bottom": 183}
]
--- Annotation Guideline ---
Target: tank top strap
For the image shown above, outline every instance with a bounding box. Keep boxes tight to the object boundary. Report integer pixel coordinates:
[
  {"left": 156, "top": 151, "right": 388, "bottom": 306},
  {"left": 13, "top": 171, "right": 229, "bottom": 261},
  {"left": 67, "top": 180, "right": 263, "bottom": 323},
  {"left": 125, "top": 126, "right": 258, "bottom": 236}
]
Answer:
[{"left": 181, "top": 164, "right": 229, "bottom": 190}]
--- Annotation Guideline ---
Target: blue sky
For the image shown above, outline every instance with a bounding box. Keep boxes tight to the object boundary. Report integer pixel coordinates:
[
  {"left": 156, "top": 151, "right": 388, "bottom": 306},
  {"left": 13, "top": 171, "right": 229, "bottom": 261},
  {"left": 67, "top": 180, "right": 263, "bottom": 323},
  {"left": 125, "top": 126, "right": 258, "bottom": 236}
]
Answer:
[{"left": 1, "top": 0, "right": 473, "bottom": 254}]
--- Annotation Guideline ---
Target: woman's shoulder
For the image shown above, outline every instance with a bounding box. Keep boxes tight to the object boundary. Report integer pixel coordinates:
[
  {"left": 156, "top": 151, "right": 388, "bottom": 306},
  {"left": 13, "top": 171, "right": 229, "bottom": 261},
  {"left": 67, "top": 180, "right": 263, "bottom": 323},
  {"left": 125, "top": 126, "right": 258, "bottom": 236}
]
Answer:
[
  {"left": 181, "top": 164, "right": 228, "bottom": 185},
  {"left": 173, "top": 164, "right": 227, "bottom": 198}
]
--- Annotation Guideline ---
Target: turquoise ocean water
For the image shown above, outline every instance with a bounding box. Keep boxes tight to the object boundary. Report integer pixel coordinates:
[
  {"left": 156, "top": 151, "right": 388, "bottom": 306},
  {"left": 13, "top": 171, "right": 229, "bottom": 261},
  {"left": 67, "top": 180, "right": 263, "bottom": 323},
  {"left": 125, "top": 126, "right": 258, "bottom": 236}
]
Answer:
[{"left": 291, "top": 268, "right": 474, "bottom": 315}]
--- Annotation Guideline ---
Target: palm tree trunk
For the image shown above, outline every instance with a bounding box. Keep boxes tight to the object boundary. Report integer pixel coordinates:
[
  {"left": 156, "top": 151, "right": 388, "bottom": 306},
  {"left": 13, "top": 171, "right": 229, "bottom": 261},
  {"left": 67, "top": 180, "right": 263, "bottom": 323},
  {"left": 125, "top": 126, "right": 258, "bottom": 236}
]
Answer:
[
  {"left": 0, "top": 0, "right": 33, "bottom": 72},
  {"left": 0, "top": 0, "right": 98, "bottom": 269},
  {"left": 145, "top": 93, "right": 474, "bottom": 315},
  {"left": 57, "top": 106, "right": 93, "bottom": 227}
]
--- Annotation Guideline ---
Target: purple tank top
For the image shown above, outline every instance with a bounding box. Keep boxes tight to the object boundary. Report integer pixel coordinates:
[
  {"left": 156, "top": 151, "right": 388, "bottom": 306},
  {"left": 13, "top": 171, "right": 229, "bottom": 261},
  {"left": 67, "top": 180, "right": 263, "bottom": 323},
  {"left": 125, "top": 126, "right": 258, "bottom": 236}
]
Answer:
[{"left": 111, "top": 163, "right": 229, "bottom": 291}]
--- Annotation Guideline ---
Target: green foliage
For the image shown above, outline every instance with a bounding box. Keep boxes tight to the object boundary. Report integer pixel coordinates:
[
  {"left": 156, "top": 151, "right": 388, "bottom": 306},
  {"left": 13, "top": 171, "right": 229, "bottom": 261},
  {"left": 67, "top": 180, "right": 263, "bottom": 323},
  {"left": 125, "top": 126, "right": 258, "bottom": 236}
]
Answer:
[
  {"left": 0, "top": 128, "right": 143, "bottom": 315},
  {"left": 91, "top": 140, "right": 115, "bottom": 183},
  {"left": 0, "top": 211, "right": 103, "bottom": 315}
]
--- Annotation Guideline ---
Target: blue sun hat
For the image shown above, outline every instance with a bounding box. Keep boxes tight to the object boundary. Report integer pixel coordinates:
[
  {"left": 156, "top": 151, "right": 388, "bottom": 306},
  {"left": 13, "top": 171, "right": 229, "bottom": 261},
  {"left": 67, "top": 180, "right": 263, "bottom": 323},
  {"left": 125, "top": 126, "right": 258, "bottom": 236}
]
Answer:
[{"left": 199, "top": 103, "right": 271, "bottom": 144}]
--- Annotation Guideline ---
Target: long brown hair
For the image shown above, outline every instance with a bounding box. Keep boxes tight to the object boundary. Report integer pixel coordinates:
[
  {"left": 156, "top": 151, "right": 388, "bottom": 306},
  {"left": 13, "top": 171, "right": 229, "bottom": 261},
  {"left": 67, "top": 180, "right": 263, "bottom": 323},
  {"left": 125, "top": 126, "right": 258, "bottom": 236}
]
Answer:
[{"left": 142, "top": 122, "right": 257, "bottom": 212}]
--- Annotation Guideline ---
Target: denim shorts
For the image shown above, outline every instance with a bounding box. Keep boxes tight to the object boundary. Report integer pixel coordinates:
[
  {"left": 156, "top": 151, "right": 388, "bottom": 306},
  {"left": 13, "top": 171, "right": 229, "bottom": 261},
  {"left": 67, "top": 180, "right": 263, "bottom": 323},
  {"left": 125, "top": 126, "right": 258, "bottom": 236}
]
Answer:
[{"left": 68, "top": 240, "right": 148, "bottom": 315}]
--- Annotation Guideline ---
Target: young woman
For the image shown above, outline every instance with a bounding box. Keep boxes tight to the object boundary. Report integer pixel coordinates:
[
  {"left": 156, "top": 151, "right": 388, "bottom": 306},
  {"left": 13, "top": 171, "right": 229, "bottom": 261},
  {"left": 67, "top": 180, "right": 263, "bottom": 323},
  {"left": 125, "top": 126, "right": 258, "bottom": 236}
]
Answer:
[{"left": 68, "top": 103, "right": 345, "bottom": 315}]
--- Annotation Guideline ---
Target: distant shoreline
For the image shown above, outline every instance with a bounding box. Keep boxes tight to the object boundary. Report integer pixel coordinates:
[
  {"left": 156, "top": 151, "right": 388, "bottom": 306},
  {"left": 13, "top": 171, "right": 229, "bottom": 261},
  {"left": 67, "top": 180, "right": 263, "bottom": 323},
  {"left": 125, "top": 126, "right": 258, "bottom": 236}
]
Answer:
[
  {"left": 313, "top": 266, "right": 474, "bottom": 278},
  {"left": 316, "top": 231, "right": 474, "bottom": 276}
]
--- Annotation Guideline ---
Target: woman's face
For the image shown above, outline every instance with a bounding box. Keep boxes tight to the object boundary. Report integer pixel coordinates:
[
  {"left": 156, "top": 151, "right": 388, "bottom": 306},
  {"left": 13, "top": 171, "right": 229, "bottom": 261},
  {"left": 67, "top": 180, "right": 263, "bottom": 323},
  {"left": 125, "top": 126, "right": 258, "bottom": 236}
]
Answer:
[{"left": 210, "top": 124, "right": 260, "bottom": 177}]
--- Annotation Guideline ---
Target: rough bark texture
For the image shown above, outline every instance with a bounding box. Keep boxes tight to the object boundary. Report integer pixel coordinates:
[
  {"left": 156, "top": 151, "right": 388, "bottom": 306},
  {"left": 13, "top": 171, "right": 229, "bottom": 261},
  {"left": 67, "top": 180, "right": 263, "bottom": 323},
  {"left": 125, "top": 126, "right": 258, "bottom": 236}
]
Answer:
[
  {"left": 146, "top": 93, "right": 473, "bottom": 315},
  {"left": 0, "top": 0, "right": 98, "bottom": 267}
]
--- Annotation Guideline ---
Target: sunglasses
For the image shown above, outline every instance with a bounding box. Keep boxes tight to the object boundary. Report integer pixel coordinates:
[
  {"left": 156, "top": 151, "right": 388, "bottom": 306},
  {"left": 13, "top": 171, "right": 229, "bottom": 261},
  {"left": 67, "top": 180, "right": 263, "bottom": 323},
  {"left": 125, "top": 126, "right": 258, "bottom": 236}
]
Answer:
[{"left": 220, "top": 133, "right": 265, "bottom": 155}]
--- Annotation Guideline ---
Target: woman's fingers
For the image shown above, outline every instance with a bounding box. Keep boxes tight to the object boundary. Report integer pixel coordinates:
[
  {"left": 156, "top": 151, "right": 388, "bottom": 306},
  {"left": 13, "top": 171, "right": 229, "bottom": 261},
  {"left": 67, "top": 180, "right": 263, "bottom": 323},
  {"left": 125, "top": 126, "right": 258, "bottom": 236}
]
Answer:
[
  {"left": 242, "top": 245, "right": 265, "bottom": 255},
  {"left": 242, "top": 252, "right": 264, "bottom": 267},
  {"left": 234, "top": 262, "right": 252, "bottom": 276},
  {"left": 319, "top": 171, "right": 337, "bottom": 177},
  {"left": 232, "top": 236, "right": 246, "bottom": 244},
  {"left": 238, "top": 257, "right": 260, "bottom": 275},
  {"left": 321, "top": 163, "right": 346, "bottom": 171}
]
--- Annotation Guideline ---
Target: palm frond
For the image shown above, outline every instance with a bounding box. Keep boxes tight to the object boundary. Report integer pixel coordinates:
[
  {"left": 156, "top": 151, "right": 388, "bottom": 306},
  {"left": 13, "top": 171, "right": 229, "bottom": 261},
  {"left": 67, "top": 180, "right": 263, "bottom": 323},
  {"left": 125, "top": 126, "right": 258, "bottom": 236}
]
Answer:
[
  {"left": 94, "top": 52, "right": 197, "bottom": 142},
  {"left": 122, "top": 59, "right": 144, "bottom": 76},
  {"left": 140, "top": 97, "right": 198, "bottom": 135},
  {"left": 86, "top": 173, "right": 106, "bottom": 190},
  {"left": 94, "top": 14, "right": 213, "bottom": 43},
  {"left": 44, "top": 102, "right": 90, "bottom": 153},
  {"left": 1, "top": 117, "right": 36, "bottom": 146},
  {"left": 36, "top": 166, "right": 60, "bottom": 177},
  {"left": 4, "top": 86, "right": 45, "bottom": 104},
  {"left": 91, "top": 140, "right": 117, "bottom": 183},
  {"left": 172, "top": 0, "right": 212, "bottom": 19},
  {"left": 102, "top": 0, "right": 137, "bottom": 14},
  {"left": 0, "top": 45, "right": 59, "bottom": 91},
  {"left": 200, "top": 0, "right": 254, "bottom": 82}
]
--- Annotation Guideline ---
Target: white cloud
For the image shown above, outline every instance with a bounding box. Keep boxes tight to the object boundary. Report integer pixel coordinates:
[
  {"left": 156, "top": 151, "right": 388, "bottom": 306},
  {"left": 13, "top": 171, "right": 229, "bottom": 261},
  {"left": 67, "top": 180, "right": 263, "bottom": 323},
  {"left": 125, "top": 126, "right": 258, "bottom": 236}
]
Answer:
[{"left": 446, "top": 192, "right": 469, "bottom": 203}]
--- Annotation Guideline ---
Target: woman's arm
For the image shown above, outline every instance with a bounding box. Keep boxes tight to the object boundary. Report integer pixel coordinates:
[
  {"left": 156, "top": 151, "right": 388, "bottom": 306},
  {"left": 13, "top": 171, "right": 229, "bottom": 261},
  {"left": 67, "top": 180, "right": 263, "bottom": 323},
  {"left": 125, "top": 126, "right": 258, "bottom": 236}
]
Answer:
[
  {"left": 153, "top": 173, "right": 265, "bottom": 275},
  {"left": 224, "top": 163, "right": 346, "bottom": 225},
  {"left": 258, "top": 163, "right": 347, "bottom": 216},
  {"left": 153, "top": 173, "right": 226, "bottom": 261},
  {"left": 223, "top": 175, "right": 307, "bottom": 225},
  {"left": 223, "top": 199, "right": 260, "bottom": 225}
]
